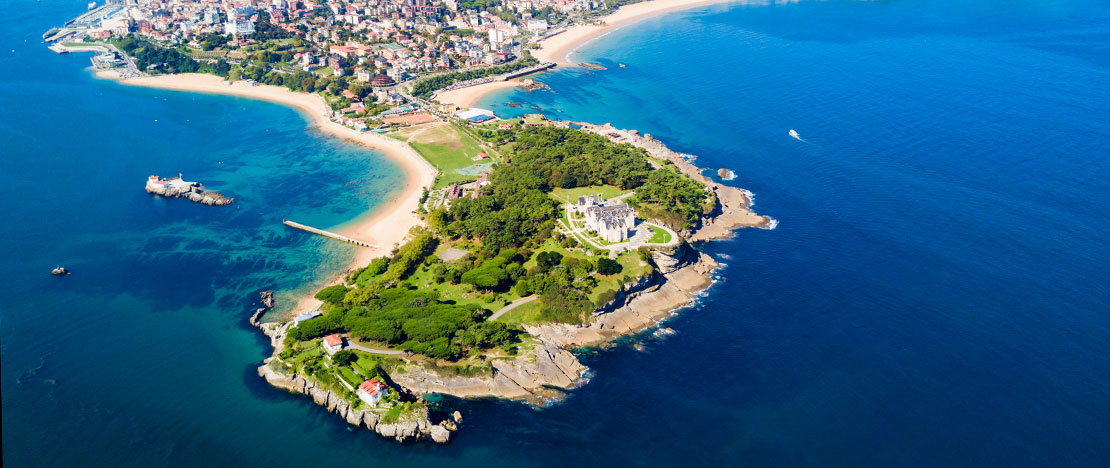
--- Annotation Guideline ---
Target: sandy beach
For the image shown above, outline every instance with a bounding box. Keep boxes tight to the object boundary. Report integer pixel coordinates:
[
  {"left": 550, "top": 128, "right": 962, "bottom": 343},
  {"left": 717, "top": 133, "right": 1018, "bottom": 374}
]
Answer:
[
  {"left": 433, "top": 0, "right": 742, "bottom": 108},
  {"left": 534, "top": 0, "right": 743, "bottom": 65},
  {"left": 97, "top": 71, "right": 437, "bottom": 312},
  {"left": 434, "top": 80, "right": 521, "bottom": 109}
]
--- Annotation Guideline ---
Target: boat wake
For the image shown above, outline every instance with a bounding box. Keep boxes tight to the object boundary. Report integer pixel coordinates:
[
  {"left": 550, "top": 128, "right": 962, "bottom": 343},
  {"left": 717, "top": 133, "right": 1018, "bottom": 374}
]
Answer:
[{"left": 789, "top": 129, "right": 804, "bottom": 142}]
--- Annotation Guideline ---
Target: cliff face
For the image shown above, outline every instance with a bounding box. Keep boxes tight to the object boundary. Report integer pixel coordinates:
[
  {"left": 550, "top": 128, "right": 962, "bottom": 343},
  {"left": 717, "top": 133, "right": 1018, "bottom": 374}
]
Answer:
[
  {"left": 255, "top": 325, "right": 453, "bottom": 443},
  {"left": 526, "top": 243, "right": 720, "bottom": 348},
  {"left": 390, "top": 342, "right": 587, "bottom": 401}
]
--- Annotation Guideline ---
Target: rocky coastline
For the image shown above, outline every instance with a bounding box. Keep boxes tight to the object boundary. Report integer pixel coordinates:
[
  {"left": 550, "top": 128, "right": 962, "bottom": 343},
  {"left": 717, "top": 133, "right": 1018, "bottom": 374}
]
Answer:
[
  {"left": 253, "top": 321, "right": 457, "bottom": 444},
  {"left": 252, "top": 121, "right": 769, "bottom": 442}
]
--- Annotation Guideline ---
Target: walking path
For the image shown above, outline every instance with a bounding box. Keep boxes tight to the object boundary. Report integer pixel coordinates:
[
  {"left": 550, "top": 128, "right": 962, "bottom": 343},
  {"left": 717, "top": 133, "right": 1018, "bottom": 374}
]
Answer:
[{"left": 489, "top": 295, "right": 539, "bottom": 321}]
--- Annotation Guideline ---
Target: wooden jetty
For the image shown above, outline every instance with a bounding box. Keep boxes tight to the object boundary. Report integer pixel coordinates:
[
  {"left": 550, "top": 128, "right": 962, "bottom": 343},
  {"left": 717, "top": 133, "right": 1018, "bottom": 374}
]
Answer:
[{"left": 283, "top": 220, "right": 381, "bottom": 249}]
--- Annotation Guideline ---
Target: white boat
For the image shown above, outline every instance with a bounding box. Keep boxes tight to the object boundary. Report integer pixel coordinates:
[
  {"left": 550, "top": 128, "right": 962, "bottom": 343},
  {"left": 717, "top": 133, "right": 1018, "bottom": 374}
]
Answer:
[
  {"left": 788, "top": 129, "right": 801, "bottom": 140},
  {"left": 51, "top": 266, "right": 69, "bottom": 276}
]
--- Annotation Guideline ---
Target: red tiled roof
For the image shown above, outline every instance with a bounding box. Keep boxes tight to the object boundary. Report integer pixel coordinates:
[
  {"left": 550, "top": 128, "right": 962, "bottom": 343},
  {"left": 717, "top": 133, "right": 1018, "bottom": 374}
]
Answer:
[
  {"left": 359, "top": 379, "right": 384, "bottom": 395},
  {"left": 323, "top": 334, "right": 343, "bottom": 346}
]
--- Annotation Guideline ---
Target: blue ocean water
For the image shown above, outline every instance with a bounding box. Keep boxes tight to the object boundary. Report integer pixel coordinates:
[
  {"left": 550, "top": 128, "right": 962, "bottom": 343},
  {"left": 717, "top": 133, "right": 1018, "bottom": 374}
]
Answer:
[{"left": 4, "top": 0, "right": 1110, "bottom": 466}]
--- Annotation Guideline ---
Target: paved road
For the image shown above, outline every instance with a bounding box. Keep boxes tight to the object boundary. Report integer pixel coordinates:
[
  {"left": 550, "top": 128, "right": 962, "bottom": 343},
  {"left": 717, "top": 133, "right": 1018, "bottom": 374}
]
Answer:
[
  {"left": 343, "top": 335, "right": 407, "bottom": 355},
  {"left": 489, "top": 295, "right": 539, "bottom": 322}
]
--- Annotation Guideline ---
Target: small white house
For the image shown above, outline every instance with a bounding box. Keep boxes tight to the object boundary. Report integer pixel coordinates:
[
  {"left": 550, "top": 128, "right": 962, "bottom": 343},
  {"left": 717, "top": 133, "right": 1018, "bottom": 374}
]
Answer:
[{"left": 322, "top": 334, "right": 345, "bottom": 354}]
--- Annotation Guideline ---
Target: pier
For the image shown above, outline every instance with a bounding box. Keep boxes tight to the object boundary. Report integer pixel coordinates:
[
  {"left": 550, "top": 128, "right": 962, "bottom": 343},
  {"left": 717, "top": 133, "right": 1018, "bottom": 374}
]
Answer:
[
  {"left": 500, "top": 62, "right": 556, "bottom": 80},
  {"left": 283, "top": 220, "right": 382, "bottom": 249}
]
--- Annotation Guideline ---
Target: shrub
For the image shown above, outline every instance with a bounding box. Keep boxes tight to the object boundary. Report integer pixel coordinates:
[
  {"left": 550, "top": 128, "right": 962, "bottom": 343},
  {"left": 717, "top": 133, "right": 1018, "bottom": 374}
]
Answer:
[
  {"left": 315, "top": 284, "right": 350, "bottom": 304},
  {"left": 332, "top": 350, "right": 356, "bottom": 366},
  {"left": 596, "top": 257, "right": 622, "bottom": 275}
]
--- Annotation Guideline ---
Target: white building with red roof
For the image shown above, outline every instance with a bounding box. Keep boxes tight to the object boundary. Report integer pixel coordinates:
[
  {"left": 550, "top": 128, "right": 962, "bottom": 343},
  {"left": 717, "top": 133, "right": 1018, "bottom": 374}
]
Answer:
[
  {"left": 322, "top": 333, "right": 345, "bottom": 354},
  {"left": 356, "top": 379, "right": 388, "bottom": 406}
]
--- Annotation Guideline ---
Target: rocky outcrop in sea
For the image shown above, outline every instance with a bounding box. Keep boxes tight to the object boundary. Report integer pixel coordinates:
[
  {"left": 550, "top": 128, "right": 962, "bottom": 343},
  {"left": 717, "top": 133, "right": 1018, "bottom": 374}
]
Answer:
[{"left": 145, "top": 175, "right": 233, "bottom": 206}]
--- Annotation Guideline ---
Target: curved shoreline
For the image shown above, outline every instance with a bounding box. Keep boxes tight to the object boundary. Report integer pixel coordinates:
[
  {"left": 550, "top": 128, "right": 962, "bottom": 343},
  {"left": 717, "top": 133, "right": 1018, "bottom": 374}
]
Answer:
[
  {"left": 434, "top": 0, "right": 745, "bottom": 109},
  {"left": 534, "top": 0, "right": 744, "bottom": 66},
  {"left": 96, "top": 71, "right": 437, "bottom": 314}
]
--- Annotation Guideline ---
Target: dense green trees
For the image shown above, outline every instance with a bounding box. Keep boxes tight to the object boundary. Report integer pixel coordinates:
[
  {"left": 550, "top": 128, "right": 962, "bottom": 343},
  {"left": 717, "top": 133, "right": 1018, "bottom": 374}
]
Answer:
[
  {"left": 339, "top": 287, "right": 517, "bottom": 361},
  {"left": 509, "top": 126, "right": 654, "bottom": 190},
  {"left": 411, "top": 54, "right": 539, "bottom": 97},
  {"left": 315, "top": 285, "right": 350, "bottom": 304},
  {"left": 629, "top": 168, "right": 714, "bottom": 229},
  {"left": 117, "top": 37, "right": 205, "bottom": 74}
]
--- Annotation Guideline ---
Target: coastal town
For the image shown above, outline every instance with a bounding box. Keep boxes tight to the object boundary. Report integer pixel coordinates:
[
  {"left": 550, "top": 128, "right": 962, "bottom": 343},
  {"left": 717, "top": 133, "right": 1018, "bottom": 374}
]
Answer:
[
  {"left": 44, "top": 0, "right": 591, "bottom": 132},
  {"left": 43, "top": 0, "right": 771, "bottom": 447}
]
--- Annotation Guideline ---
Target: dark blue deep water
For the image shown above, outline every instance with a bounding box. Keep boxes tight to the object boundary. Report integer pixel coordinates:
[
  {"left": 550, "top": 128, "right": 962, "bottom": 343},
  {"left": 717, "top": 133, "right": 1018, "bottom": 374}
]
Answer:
[{"left": 4, "top": 0, "right": 1110, "bottom": 466}]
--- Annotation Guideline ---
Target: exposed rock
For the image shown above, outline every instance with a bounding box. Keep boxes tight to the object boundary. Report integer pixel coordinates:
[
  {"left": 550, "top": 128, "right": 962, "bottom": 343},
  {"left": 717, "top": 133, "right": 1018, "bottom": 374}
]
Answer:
[
  {"left": 452, "top": 411, "right": 463, "bottom": 423},
  {"left": 145, "top": 175, "right": 233, "bottom": 206},
  {"left": 249, "top": 308, "right": 265, "bottom": 328},
  {"left": 429, "top": 425, "right": 451, "bottom": 443},
  {"left": 688, "top": 184, "right": 770, "bottom": 242},
  {"left": 391, "top": 343, "right": 586, "bottom": 400},
  {"left": 526, "top": 245, "right": 721, "bottom": 348},
  {"left": 260, "top": 291, "right": 275, "bottom": 309},
  {"left": 377, "top": 424, "right": 397, "bottom": 438}
]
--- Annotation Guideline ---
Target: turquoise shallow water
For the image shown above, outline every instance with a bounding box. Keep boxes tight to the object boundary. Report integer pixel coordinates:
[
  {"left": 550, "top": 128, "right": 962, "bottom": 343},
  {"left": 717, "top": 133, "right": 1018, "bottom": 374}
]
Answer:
[{"left": 5, "top": 0, "right": 1110, "bottom": 466}]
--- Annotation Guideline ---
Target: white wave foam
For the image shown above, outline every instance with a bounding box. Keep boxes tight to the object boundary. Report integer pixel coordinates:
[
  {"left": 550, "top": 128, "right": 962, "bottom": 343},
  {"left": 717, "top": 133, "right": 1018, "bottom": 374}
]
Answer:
[
  {"left": 741, "top": 188, "right": 756, "bottom": 207},
  {"left": 761, "top": 217, "right": 779, "bottom": 230}
]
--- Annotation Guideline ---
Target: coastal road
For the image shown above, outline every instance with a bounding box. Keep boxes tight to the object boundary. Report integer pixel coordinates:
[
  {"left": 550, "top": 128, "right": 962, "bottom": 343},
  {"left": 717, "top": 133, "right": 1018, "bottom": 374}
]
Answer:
[{"left": 489, "top": 295, "right": 538, "bottom": 322}]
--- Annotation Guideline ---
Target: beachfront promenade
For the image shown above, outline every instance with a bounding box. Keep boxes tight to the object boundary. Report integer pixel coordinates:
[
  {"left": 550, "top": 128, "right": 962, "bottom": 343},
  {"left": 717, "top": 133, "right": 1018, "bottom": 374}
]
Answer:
[{"left": 283, "top": 220, "right": 382, "bottom": 249}]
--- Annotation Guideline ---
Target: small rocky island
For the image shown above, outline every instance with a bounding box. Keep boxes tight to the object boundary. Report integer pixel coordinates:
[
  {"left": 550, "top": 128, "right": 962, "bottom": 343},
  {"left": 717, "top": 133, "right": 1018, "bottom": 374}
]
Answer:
[{"left": 145, "top": 174, "right": 233, "bottom": 206}]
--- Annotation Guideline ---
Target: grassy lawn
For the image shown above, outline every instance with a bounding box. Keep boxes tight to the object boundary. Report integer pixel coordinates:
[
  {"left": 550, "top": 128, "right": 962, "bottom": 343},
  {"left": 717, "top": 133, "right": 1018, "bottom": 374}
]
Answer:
[
  {"left": 395, "top": 122, "right": 490, "bottom": 189},
  {"left": 352, "top": 354, "right": 380, "bottom": 376},
  {"left": 647, "top": 224, "right": 672, "bottom": 244},
  {"left": 523, "top": 114, "right": 548, "bottom": 126},
  {"left": 522, "top": 238, "right": 585, "bottom": 269},
  {"left": 548, "top": 184, "right": 630, "bottom": 204},
  {"left": 588, "top": 250, "right": 649, "bottom": 303},
  {"left": 336, "top": 366, "right": 363, "bottom": 387},
  {"left": 497, "top": 300, "right": 543, "bottom": 324}
]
